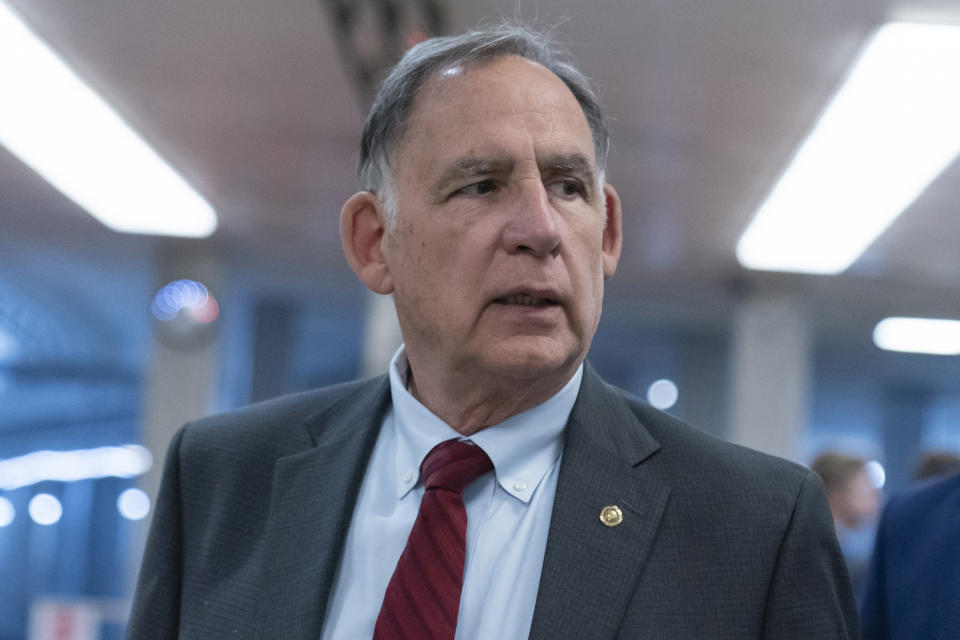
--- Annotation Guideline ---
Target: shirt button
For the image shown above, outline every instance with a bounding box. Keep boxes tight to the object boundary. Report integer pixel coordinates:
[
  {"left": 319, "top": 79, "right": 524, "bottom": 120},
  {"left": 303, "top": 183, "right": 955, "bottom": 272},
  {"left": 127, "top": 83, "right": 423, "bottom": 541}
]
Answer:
[
  {"left": 402, "top": 470, "right": 414, "bottom": 483},
  {"left": 513, "top": 479, "right": 527, "bottom": 491}
]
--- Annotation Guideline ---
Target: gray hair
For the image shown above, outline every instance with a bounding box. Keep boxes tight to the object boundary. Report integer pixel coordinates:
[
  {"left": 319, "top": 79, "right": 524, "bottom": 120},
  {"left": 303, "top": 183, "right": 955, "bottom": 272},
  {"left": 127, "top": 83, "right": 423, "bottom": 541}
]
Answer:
[{"left": 358, "top": 23, "right": 610, "bottom": 225}]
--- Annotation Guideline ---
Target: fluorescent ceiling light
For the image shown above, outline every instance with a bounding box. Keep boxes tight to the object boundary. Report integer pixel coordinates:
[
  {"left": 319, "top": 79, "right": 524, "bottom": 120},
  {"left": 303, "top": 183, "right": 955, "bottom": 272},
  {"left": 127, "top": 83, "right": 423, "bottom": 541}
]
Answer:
[
  {"left": 0, "top": 444, "right": 153, "bottom": 490},
  {"left": 0, "top": 2, "right": 217, "bottom": 237},
  {"left": 873, "top": 317, "right": 960, "bottom": 355},
  {"left": 737, "top": 22, "right": 960, "bottom": 274}
]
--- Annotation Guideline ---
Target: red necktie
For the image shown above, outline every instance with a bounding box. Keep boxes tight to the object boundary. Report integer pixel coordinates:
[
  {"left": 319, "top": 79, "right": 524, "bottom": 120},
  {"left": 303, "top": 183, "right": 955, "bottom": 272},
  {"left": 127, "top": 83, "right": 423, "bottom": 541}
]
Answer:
[{"left": 374, "top": 439, "right": 494, "bottom": 640}]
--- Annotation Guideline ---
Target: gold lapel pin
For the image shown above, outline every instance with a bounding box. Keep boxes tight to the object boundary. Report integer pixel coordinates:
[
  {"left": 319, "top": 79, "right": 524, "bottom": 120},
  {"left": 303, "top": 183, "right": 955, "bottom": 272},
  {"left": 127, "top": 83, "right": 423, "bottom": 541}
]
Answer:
[{"left": 599, "top": 505, "right": 623, "bottom": 527}]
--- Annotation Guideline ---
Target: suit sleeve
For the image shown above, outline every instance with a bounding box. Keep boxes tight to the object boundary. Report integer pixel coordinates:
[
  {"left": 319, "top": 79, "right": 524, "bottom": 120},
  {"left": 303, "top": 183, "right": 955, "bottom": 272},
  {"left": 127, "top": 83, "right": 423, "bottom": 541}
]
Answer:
[
  {"left": 761, "top": 471, "right": 861, "bottom": 639},
  {"left": 126, "top": 427, "right": 186, "bottom": 640}
]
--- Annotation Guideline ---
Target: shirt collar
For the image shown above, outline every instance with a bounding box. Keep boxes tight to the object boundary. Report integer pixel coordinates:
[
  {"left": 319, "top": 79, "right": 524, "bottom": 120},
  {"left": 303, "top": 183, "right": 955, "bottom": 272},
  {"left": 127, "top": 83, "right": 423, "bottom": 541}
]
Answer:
[{"left": 388, "top": 345, "right": 581, "bottom": 504}]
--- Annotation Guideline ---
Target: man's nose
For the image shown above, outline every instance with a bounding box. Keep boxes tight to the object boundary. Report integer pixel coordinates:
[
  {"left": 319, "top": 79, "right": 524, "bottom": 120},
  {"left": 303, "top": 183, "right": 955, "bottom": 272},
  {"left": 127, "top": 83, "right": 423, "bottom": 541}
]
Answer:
[{"left": 502, "top": 181, "right": 562, "bottom": 257}]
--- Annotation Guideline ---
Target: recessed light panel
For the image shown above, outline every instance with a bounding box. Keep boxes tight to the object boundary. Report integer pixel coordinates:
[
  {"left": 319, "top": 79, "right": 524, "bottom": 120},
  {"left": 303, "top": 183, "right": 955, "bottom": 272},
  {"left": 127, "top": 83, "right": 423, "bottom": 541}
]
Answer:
[
  {"left": 873, "top": 317, "right": 960, "bottom": 355},
  {"left": 0, "top": 2, "right": 217, "bottom": 237},
  {"left": 738, "top": 22, "right": 960, "bottom": 274}
]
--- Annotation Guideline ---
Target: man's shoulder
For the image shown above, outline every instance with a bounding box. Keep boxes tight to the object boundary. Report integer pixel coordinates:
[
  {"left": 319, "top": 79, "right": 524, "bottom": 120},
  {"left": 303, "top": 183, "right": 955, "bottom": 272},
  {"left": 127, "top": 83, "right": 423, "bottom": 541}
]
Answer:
[
  {"left": 598, "top": 379, "right": 813, "bottom": 500},
  {"left": 883, "top": 471, "right": 960, "bottom": 531},
  {"left": 196, "top": 375, "right": 385, "bottom": 428},
  {"left": 177, "top": 375, "right": 389, "bottom": 462}
]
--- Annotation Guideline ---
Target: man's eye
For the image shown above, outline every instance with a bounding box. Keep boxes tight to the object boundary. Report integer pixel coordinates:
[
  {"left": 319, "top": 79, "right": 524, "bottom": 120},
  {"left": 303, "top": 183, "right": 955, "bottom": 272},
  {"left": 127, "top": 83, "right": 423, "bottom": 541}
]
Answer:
[
  {"left": 457, "top": 180, "right": 499, "bottom": 197},
  {"left": 548, "top": 179, "right": 586, "bottom": 199}
]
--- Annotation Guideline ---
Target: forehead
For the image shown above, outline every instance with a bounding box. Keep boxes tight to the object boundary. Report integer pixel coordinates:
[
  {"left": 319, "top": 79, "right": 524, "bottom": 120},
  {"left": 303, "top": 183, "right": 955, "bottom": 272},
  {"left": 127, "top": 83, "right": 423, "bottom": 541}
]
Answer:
[{"left": 393, "top": 55, "right": 596, "bottom": 173}]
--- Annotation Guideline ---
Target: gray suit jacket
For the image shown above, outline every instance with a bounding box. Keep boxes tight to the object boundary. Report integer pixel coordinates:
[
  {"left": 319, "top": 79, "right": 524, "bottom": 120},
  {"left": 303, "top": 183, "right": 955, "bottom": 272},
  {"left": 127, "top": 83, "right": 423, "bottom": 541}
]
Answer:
[{"left": 128, "top": 366, "right": 858, "bottom": 638}]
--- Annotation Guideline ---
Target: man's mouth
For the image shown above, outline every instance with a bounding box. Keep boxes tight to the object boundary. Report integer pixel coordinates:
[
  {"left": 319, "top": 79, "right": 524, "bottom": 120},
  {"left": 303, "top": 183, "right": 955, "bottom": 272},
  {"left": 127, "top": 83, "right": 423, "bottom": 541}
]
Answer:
[{"left": 494, "top": 293, "right": 560, "bottom": 307}]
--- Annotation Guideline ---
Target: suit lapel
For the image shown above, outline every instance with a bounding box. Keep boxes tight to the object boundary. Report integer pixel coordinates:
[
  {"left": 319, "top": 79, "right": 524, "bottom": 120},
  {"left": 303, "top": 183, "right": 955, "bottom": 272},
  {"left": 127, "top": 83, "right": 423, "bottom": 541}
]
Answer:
[
  {"left": 529, "top": 367, "right": 670, "bottom": 640},
  {"left": 255, "top": 377, "right": 390, "bottom": 638}
]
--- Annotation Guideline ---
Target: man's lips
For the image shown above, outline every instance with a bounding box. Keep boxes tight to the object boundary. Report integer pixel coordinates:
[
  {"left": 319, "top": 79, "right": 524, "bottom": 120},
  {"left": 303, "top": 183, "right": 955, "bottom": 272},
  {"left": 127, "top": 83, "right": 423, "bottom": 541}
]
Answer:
[{"left": 491, "top": 289, "right": 562, "bottom": 307}]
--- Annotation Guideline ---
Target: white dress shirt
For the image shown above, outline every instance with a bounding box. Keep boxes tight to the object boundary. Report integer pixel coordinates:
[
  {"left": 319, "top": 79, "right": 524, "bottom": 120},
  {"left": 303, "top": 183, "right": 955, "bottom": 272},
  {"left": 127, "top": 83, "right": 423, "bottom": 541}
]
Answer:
[{"left": 320, "top": 346, "right": 581, "bottom": 640}]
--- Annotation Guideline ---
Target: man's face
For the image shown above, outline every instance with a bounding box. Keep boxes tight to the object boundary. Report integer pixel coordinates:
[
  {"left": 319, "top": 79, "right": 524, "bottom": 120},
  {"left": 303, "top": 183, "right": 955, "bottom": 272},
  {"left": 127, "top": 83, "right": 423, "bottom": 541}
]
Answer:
[{"left": 381, "top": 55, "right": 621, "bottom": 386}]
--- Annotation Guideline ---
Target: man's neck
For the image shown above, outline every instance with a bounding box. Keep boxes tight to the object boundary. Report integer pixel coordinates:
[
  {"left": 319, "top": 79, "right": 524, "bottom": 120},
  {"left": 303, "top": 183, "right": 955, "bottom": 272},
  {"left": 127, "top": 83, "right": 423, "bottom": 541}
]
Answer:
[{"left": 405, "top": 361, "right": 580, "bottom": 436}]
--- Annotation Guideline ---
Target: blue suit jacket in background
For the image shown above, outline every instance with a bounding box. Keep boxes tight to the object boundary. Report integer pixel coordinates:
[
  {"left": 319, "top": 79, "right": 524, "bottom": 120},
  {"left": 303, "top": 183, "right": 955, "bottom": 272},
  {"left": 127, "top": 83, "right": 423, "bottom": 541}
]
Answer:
[{"left": 861, "top": 472, "right": 960, "bottom": 639}]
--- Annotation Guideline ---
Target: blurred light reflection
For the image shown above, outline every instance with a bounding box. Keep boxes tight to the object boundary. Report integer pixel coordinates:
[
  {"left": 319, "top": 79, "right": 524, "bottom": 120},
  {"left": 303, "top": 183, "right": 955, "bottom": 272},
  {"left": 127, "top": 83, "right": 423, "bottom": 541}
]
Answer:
[
  {"left": 647, "top": 379, "right": 679, "bottom": 410},
  {"left": 0, "top": 326, "right": 18, "bottom": 361},
  {"left": 151, "top": 279, "right": 219, "bottom": 323},
  {"left": 117, "top": 488, "right": 151, "bottom": 520},
  {"left": 29, "top": 493, "right": 62, "bottom": 525},
  {"left": 865, "top": 460, "right": 886, "bottom": 489}
]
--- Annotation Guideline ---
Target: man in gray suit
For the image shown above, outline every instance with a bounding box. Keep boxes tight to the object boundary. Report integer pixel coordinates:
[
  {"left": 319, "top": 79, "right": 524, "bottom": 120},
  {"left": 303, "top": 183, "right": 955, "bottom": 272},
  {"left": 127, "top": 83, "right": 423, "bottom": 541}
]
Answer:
[{"left": 128, "top": 24, "right": 858, "bottom": 639}]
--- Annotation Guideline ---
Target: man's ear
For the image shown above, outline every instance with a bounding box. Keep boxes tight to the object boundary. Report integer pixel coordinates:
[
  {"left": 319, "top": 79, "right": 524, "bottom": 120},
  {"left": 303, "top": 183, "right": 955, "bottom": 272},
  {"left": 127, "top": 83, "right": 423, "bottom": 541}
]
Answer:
[
  {"left": 601, "top": 183, "right": 623, "bottom": 279},
  {"left": 340, "top": 191, "right": 394, "bottom": 294}
]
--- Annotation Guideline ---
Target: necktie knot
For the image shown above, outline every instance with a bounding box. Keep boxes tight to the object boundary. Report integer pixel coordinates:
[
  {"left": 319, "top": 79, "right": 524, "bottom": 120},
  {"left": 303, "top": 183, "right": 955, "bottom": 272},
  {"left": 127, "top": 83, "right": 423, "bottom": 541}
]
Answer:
[{"left": 421, "top": 439, "right": 493, "bottom": 493}]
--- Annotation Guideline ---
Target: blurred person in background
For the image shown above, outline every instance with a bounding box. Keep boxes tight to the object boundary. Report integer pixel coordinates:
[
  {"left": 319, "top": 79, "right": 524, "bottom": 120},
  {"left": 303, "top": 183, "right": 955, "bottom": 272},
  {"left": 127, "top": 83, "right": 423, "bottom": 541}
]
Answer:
[
  {"left": 811, "top": 451, "right": 882, "bottom": 601},
  {"left": 913, "top": 449, "right": 960, "bottom": 481},
  {"left": 860, "top": 471, "right": 960, "bottom": 639},
  {"left": 127, "top": 23, "right": 857, "bottom": 639}
]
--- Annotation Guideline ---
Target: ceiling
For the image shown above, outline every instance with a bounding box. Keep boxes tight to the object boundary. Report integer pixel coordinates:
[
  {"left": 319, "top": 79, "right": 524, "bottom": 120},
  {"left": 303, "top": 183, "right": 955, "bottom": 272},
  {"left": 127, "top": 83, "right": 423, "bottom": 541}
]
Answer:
[{"left": 2, "top": 0, "right": 959, "bottom": 339}]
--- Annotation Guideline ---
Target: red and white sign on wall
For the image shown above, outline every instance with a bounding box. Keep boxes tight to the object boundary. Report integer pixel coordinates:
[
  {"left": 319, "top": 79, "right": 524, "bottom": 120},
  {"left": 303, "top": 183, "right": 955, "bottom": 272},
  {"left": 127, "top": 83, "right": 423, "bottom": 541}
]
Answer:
[{"left": 28, "top": 600, "right": 99, "bottom": 640}]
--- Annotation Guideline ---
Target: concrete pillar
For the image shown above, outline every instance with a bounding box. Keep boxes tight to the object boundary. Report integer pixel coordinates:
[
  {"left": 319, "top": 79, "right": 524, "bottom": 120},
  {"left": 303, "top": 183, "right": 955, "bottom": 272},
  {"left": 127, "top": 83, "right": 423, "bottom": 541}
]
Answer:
[
  {"left": 361, "top": 291, "right": 402, "bottom": 377},
  {"left": 134, "top": 240, "right": 222, "bottom": 590},
  {"left": 728, "top": 294, "right": 812, "bottom": 461}
]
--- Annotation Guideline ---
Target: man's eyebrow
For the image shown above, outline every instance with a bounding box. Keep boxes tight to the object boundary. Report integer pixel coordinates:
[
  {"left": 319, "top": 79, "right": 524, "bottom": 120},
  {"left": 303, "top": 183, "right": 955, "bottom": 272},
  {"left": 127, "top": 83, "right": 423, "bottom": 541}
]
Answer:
[
  {"left": 433, "top": 157, "right": 514, "bottom": 194},
  {"left": 538, "top": 153, "right": 595, "bottom": 179}
]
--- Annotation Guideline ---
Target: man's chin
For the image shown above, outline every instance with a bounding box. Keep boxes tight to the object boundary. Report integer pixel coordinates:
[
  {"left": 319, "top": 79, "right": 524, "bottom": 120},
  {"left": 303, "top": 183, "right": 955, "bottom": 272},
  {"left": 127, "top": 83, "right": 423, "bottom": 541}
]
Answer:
[{"left": 476, "top": 340, "right": 583, "bottom": 382}]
